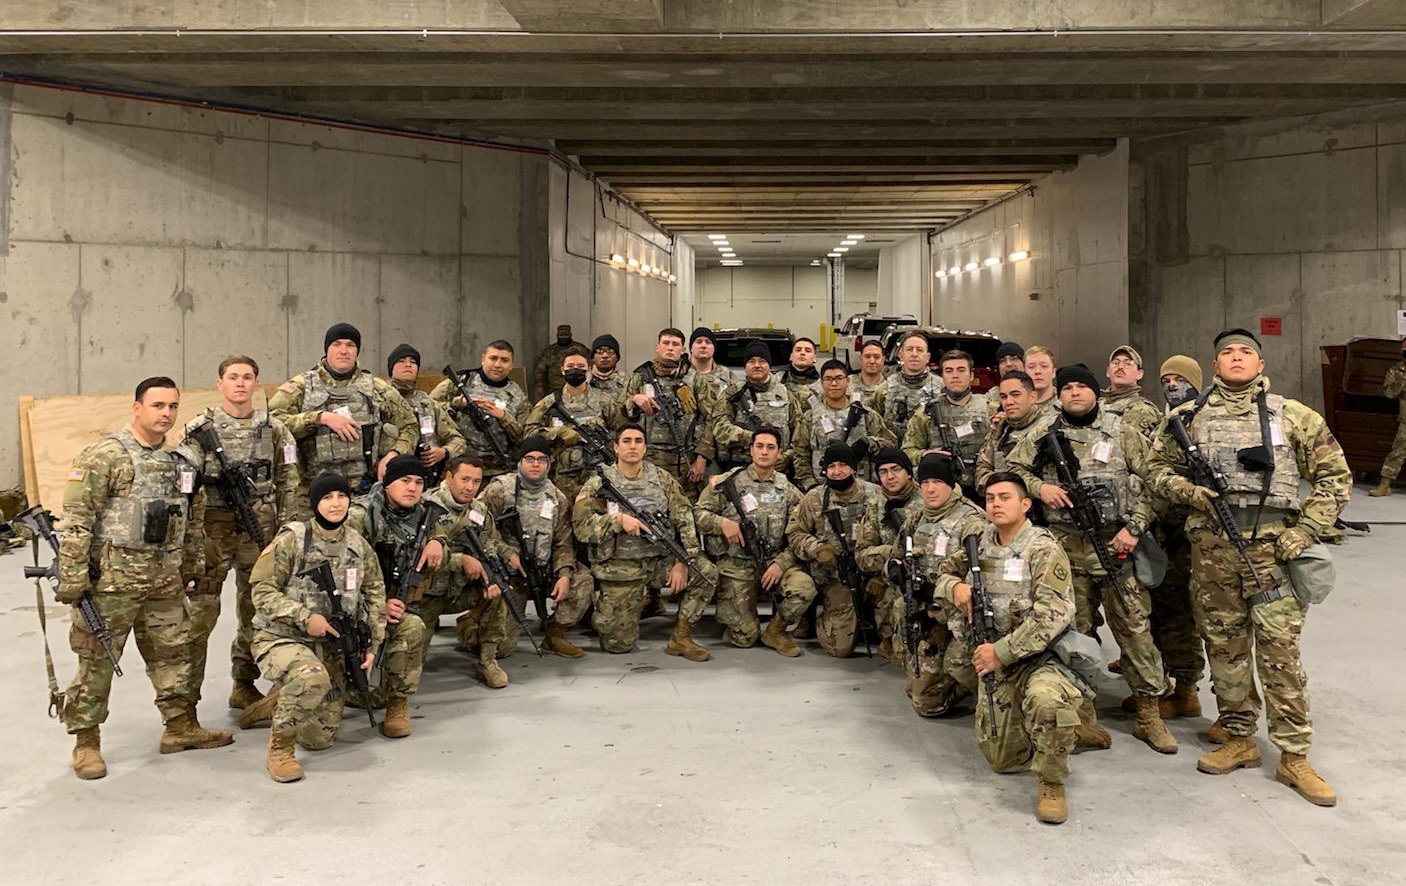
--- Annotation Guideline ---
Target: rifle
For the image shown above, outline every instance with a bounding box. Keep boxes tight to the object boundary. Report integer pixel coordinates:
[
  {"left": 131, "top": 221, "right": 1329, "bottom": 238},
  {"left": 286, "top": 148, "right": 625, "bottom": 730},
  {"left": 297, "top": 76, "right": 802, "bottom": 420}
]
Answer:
[
  {"left": 927, "top": 396, "right": 968, "bottom": 479},
  {"left": 962, "top": 534, "right": 999, "bottom": 738},
  {"left": 297, "top": 559, "right": 377, "bottom": 730},
  {"left": 717, "top": 472, "right": 773, "bottom": 569},
  {"left": 823, "top": 503, "right": 873, "bottom": 658},
  {"left": 1165, "top": 415, "right": 1266, "bottom": 590},
  {"left": 16, "top": 506, "right": 123, "bottom": 676},
  {"left": 458, "top": 520, "right": 544, "bottom": 657},
  {"left": 355, "top": 423, "right": 378, "bottom": 494},
  {"left": 728, "top": 386, "right": 766, "bottom": 434},
  {"left": 1039, "top": 427, "right": 1125, "bottom": 592},
  {"left": 501, "top": 502, "right": 554, "bottom": 624},
  {"left": 900, "top": 532, "right": 924, "bottom": 676},
  {"left": 190, "top": 423, "right": 268, "bottom": 549},
  {"left": 375, "top": 502, "right": 444, "bottom": 671},
  {"left": 642, "top": 367, "right": 690, "bottom": 476},
  {"left": 546, "top": 395, "right": 615, "bottom": 466},
  {"left": 593, "top": 465, "right": 716, "bottom": 590},
  {"left": 442, "top": 364, "right": 515, "bottom": 464}
]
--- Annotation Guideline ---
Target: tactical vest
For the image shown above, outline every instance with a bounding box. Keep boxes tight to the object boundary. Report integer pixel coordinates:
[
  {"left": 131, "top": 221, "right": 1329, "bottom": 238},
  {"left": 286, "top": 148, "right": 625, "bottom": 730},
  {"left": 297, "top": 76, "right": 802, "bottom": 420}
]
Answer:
[
  {"left": 930, "top": 394, "right": 989, "bottom": 469},
  {"left": 449, "top": 371, "right": 526, "bottom": 472},
  {"left": 427, "top": 494, "right": 490, "bottom": 599},
  {"left": 636, "top": 365, "right": 697, "bottom": 454},
  {"left": 819, "top": 483, "right": 876, "bottom": 550},
  {"left": 882, "top": 372, "right": 943, "bottom": 442},
  {"left": 703, "top": 468, "right": 794, "bottom": 562},
  {"left": 723, "top": 381, "right": 793, "bottom": 463},
  {"left": 875, "top": 490, "right": 923, "bottom": 546},
  {"left": 592, "top": 462, "right": 671, "bottom": 561},
  {"left": 1192, "top": 392, "right": 1302, "bottom": 512},
  {"left": 547, "top": 387, "right": 612, "bottom": 475},
  {"left": 1041, "top": 412, "right": 1132, "bottom": 527},
  {"left": 778, "top": 369, "right": 821, "bottom": 410},
  {"left": 252, "top": 521, "right": 372, "bottom": 639},
  {"left": 493, "top": 474, "right": 561, "bottom": 570},
  {"left": 355, "top": 489, "right": 426, "bottom": 550},
  {"left": 687, "top": 364, "right": 736, "bottom": 404},
  {"left": 92, "top": 430, "right": 194, "bottom": 554},
  {"left": 300, "top": 368, "right": 381, "bottom": 476},
  {"left": 850, "top": 378, "right": 881, "bottom": 403},
  {"left": 993, "top": 413, "right": 1050, "bottom": 476},
  {"left": 974, "top": 523, "right": 1042, "bottom": 638},
  {"left": 807, "top": 401, "right": 867, "bottom": 477},
  {"left": 404, "top": 390, "right": 441, "bottom": 448},
  {"left": 590, "top": 372, "right": 625, "bottom": 398},
  {"left": 189, "top": 409, "right": 276, "bottom": 509},
  {"left": 909, "top": 498, "right": 985, "bottom": 584}
]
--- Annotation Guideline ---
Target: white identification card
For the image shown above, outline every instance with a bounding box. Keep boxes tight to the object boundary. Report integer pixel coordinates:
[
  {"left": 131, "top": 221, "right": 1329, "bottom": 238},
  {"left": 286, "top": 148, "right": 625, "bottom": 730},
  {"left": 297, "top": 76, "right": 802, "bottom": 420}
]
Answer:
[
  {"left": 178, "top": 467, "right": 195, "bottom": 494},
  {"left": 541, "top": 499, "right": 556, "bottom": 519},
  {"left": 334, "top": 406, "right": 354, "bottom": 420},
  {"left": 820, "top": 416, "right": 835, "bottom": 434},
  {"left": 282, "top": 444, "right": 297, "bottom": 465},
  {"left": 1270, "top": 421, "right": 1286, "bottom": 446},
  {"left": 740, "top": 492, "right": 759, "bottom": 513},
  {"left": 345, "top": 567, "right": 359, "bottom": 591},
  {"left": 955, "top": 422, "right": 974, "bottom": 439},
  {"left": 420, "top": 416, "right": 435, "bottom": 435},
  {"left": 932, "top": 535, "right": 949, "bottom": 557},
  {"left": 643, "top": 383, "right": 657, "bottom": 399},
  {"left": 469, "top": 509, "right": 485, "bottom": 527},
  {"left": 1091, "top": 441, "right": 1113, "bottom": 464},
  {"left": 551, "top": 417, "right": 563, "bottom": 429},
  {"left": 607, "top": 502, "right": 620, "bottom": 517},
  {"left": 1002, "top": 558, "right": 1027, "bottom": 582},
  {"left": 493, "top": 398, "right": 506, "bottom": 410}
]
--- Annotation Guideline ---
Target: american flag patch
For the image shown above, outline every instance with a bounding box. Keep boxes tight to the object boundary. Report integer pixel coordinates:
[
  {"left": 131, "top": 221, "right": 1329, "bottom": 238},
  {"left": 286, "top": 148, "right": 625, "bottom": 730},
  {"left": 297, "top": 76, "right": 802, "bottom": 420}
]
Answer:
[{"left": 68, "top": 468, "right": 87, "bottom": 482}]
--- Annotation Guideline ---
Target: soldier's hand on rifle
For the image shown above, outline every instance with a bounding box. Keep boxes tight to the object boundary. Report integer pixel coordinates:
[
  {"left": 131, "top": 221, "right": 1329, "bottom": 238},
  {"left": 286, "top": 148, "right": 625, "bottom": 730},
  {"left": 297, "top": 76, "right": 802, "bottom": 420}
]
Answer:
[
  {"left": 618, "top": 513, "right": 645, "bottom": 536},
  {"left": 460, "top": 553, "right": 486, "bottom": 582},
  {"left": 552, "top": 574, "right": 571, "bottom": 601},
  {"left": 1111, "top": 527, "right": 1138, "bottom": 555},
  {"left": 631, "top": 393, "right": 660, "bottom": 415},
  {"left": 1187, "top": 486, "right": 1219, "bottom": 514},
  {"left": 508, "top": 552, "right": 524, "bottom": 575},
  {"left": 376, "top": 451, "right": 398, "bottom": 480},
  {"left": 483, "top": 582, "right": 503, "bottom": 599},
  {"left": 814, "top": 544, "right": 838, "bottom": 567},
  {"left": 952, "top": 581, "right": 973, "bottom": 621},
  {"left": 361, "top": 651, "right": 376, "bottom": 675},
  {"left": 972, "top": 642, "right": 1001, "bottom": 677},
  {"left": 761, "top": 562, "right": 783, "bottom": 590},
  {"left": 472, "top": 396, "right": 506, "bottom": 419},
  {"left": 319, "top": 411, "right": 361, "bottom": 442},
  {"left": 1039, "top": 483, "right": 1073, "bottom": 510},
  {"left": 306, "top": 613, "right": 339, "bottom": 639},
  {"left": 720, "top": 517, "right": 744, "bottom": 546},
  {"left": 418, "top": 444, "right": 447, "bottom": 467},
  {"left": 385, "top": 598, "right": 406, "bottom": 625},
  {"left": 688, "top": 456, "right": 707, "bottom": 484},
  {"left": 885, "top": 559, "right": 905, "bottom": 585},
  {"left": 54, "top": 579, "right": 87, "bottom": 605},
  {"left": 667, "top": 561, "right": 689, "bottom": 593},
  {"left": 417, "top": 539, "right": 444, "bottom": 571}
]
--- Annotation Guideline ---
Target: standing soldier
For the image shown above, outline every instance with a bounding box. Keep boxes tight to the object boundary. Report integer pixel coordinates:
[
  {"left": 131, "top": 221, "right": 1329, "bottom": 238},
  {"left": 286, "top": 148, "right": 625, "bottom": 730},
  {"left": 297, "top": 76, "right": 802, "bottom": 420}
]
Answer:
[
  {"left": 685, "top": 326, "right": 740, "bottom": 404},
  {"left": 589, "top": 334, "right": 626, "bottom": 398},
  {"left": 430, "top": 339, "right": 530, "bottom": 481},
  {"left": 57, "top": 377, "right": 231, "bottom": 780},
  {"left": 851, "top": 342, "right": 888, "bottom": 403},
  {"left": 1007, "top": 363, "right": 1176, "bottom": 755},
  {"left": 619, "top": 328, "right": 711, "bottom": 495},
  {"left": 247, "top": 472, "right": 385, "bottom": 782},
  {"left": 794, "top": 358, "right": 894, "bottom": 490},
  {"left": 524, "top": 345, "right": 616, "bottom": 502},
  {"left": 179, "top": 356, "right": 299, "bottom": 712},
  {"left": 1148, "top": 328, "right": 1350, "bottom": 806},
  {"left": 694, "top": 426, "right": 815, "bottom": 657},
  {"left": 932, "top": 473, "right": 1085, "bottom": 825},
  {"left": 974, "top": 371, "right": 1054, "bottom": 496},
  {"left": 1370, "top": 336, "right": 1406, "bottom": 496},
  {"left": 786, "top": 443, "right": 882, "bottom": 658},
  {"left": 571, "top": 425, "right": 719, "bottom": 661},
  {"left": 269, "top": 323, "right": 418, "bottom": 512},
  {"left": 985, "top": 342, "right": 1027, "bottom": 407},
  {"left": 478, "top": 437, "right": 595, "bottom": 660},
  {"left": 855, "top": 447, "right": 923, "bottom": 662},
  {"left": 1102, "top": 346, "right": 1161, "bottom": 438},
  {"left": 903, "top": 349, "right": 998, "bottom": 497},
  {"left": 871, "top": 330, "right": 943, "bottom": 444},
  {"left": 533, "top": 324, "right": 581, "bottom": 399},
  {"left": 713, "top": 341, "right": 806, "bottom": 472},
  {"left": 776, "top": 337, "right": 822, "bottom": 410},
  {"left": 1024, "top": 346, "right": 1058, "bottom": 415},
  {"left": 384, "top": 343, "right": 466, "bottom": 482}
]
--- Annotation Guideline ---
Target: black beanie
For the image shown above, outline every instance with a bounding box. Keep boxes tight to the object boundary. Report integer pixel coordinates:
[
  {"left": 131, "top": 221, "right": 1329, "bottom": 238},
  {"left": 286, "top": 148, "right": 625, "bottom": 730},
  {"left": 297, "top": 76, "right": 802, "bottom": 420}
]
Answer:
[
  {"left": 995, "top": 341, "right": 1025, "bottom": 362},
  {"left": 308, "top": 471, "right": 351, "bottom": 513},
  {"left": 690, "top": 326, "right": 717, "bottom": 347},
  {"left": 592, "top": 334, "right": 620, "bottom": 355},
  {"left": 324, "top": 322, "right": 362, "bottom": 353},
  {"left": 387, "top": 342, "right": 421, "bottom": 375},
  {"left": 1055, "top": 363, "right": 1100, "bottom": 397},
  {"left": 821, "top": 442, "right": 857, "bottom": 470},
  {"left": 518, "top": 435, "right": 551, "bottom": 459},
  {"left": 872, "top": 446, "right": 912, "bottom": 475},
  {"left": 742, "top": 340, "right": 772, "bottom": 365},
  {"left": 383, "top": 454, "right": 428, "bottom": 487},
  {"left": 917, "top": 452, "right": 958, "bottom": 487}
]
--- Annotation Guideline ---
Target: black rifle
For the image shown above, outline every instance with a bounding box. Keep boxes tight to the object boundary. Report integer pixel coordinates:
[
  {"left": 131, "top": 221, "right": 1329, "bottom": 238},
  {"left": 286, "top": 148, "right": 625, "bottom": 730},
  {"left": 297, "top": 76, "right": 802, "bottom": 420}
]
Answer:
[
  {"left": 718, "top": 472, "right": 773, "bottom": 569},
  {"left": 927, "top": 396, "right": 968, "bottom": 479},
  {"left": 900, "top": 531, "right": 925, "bottom": 676},
  {"left": 963, "top": 534, "right": 999, "bottom": 738},
  {"left": 297, "top": 559, "right": 377, "bottom": 730},
  {"left": 1040, "top": 427, "right": 1126, "bottom": 594},
  {"left": 593, "top": 465, "right": 716, "bottom": 590},
  {"left": 190, "top": 423, "right": 268, "bottom": 550},
  {"left": 375, "top": 502, "right": 444, "bottom": 672},
  {"left": 501, "top": 502, "right": 553, "bottom": 624},
  {"left": 458, "top": 521, "right": 544, "bottom": 657},
  {"left": 642, "top": 366, "right": 690, "bottom": 476},
  {"left": 823, "top": 503, "right": 873, "bottom": 658},
  {"left": 1165, "top": 414, "right": 1267, "bottom": 589},
  {"left": 728, "top": 386, "right": 766, "bottom": 434},
  {"left": 442, "top": 364, "right": 515, "bottom": 464},
  {"left": 356, "top": 423, "right": 378, "bottom": 494},
  {"left": 546, "top": 394, "right": 615, "bottom": 466},
  {"left": 17, "top": 506, "right": 123, "bottom": 676},
  {"left": 415, "top": 442, "right": 447, "bottom": 485}
]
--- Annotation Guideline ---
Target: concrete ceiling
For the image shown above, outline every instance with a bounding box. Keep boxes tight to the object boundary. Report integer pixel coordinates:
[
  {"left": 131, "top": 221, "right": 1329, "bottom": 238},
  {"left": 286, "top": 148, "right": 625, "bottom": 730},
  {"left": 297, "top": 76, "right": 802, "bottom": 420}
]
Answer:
[
  {"left": 686, "top": 232, "right": 892, "bottom": 267},
  {"left": 3, "top": 0, "right": 1406, "bottom": 241}
]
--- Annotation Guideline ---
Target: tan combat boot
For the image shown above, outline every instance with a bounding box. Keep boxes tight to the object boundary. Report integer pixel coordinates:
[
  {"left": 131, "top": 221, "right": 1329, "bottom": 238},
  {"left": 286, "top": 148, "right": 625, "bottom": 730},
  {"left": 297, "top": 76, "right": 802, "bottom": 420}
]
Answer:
[
  {"left": 1074, "top": 700, "right": 1112, "bottom": 750},
  {"left": 1133, "top": 696, "right": 1179, "bottom": 754},
  {"left": 666, "top": 619, "right": 711, "bottom": 662},
  {"left": 160, "top": 711, "right": 235, "bottom": 754},
  {"left": 760, "top": 618, "right": 801, "bottom": 658},
  {"left": 266, "top": 730, "right": 304, "bottom": 783},
  {"left": 1163, "top": 679, "right": 1202, "bottom": 718},
  {"left": 793, "top": 611, "right": 816, "bottom": 640},
  {"left": 1197, "top": 736, "right": 1262, "bottom": 774},
  {"left": 477, "top": 643, "right": 509, "bottom": 689},
  {"left": 238, "top": 686, "right": 280, "bottom": 730},
  {"left": 71, "top": 727, "right": 107, "bottom": 780},
  {"left": 1206, "top": 716, "right": 1231, "bottom": 745},
  {"left": 1036, "top": 779, "right": 1067, "bottom": 825},
  {"left": 228, "top": 679, "right": 265, "bottom": 710},
  {"left": 381, "top": 696, "right": 412, "bottom": 739},
  {"left": 1276, "top": 753, "right": 1337, "bottom": 806},
  {"left": 1369, "top": 479, "right": 1393, "bottom": 497},
  {"left": 544, "top": 623, "right": 584, "bottom": 659}
]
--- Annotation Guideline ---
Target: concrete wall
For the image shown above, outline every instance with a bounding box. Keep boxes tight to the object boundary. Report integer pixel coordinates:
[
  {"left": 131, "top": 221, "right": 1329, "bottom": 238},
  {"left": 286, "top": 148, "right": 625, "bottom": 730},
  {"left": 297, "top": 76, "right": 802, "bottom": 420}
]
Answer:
[
  {"left": 1131, "top": 107, "right": 1406, "bottom": 410},
  {"left": 876, "top": 234, "right": 927, "bottom": 320},
  {"left": 696, "top": 265, "right": 878, "bottom": 343},
  {"left": 929, "top": 142, "right": 1130, "bottom": 371},
  {"left": 0, "top": 82, "right": 550, "bottom": 487}
]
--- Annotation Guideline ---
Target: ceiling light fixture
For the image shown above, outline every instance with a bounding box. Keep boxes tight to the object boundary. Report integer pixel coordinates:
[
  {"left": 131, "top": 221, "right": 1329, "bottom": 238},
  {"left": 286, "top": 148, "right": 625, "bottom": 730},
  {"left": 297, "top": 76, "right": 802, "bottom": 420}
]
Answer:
[
  {"left": 847, "top": 234, "right": 865, "bottom": 239},
  {"left": 627, "top": 257, "right": 640, "bottom": 268},
  {"left": 841, "top": 239, "right": 858, "bottom": 246},
  {"left": 827, "top": 252, "right": 842, "bottom": 258},
  {"left": 721, "top": 260, "right": 743, "bottom": 266},
  {"left": 984, "top": 256, "right": 1002, "bottom": 267},
  {"left": 610, "top": 253, "right": 624, "bottom": 264},
  {"left": 935, "top": 269, "right": 947, "bottom": 278},
  {"left": 708, "top": 234, "right": 727, "bottom": 240},
  {"left": 834, "top": 247, "right": 849, "bottom": 253},
  {"left": 964, "top": 262, "right": 979, "bottom": 272},
  {"left": 668, "top": 274, "right": 677, "bottom": 283},
  {"left": 948, "top": 266, "right": 961, "bottom": 275},
  {"left": 1008, "top": 250, "right": 1030, "bottom": 262}
]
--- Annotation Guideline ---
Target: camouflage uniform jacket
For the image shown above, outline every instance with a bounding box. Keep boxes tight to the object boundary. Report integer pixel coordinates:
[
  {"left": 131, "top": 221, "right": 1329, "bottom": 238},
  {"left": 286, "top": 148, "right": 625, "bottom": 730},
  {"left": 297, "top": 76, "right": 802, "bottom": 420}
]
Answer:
[
  {"left": 793, "top": 398, "right": 895, "bottom": 490},
  {"left": 533, "top": 340, "right": 584, "bottom": 399},
  {"left": 423, "top": 485, "right": 507, "bottom": 598},
  {"left": 524, "top": 384, "right": 619, "bottom": 478},
  {"left": 479, "top": 473, "right": 576, "bottom": 579},
  {"left": 1384, "top": 359, "right": 1406, "bottom": 418},
  {"left": 712, "top": 377, "right": 806, "bottom": 467},
  {"left": 694, "top": 465, "right": 802, "bottom": 575},
  {"left": 870, "top": 370, "right": 944, "bottom": 443},
  {"left": 428, "top": 369, "right": 530, "bottom": 476},
  {"left": 1101, "top": 386, "right": 1161, "bottom": 438},
  {"left": 571, "top": 461, "right": 703, "bottom": 581},
  {"left": 250, "top": 520, "right": 386, "bottom": 649},
  {"left": 179, "top": 406, "right": 301, "bottom": 524},
  {"left": 685, "top": 361, "right": 740, "bottom": 406},
  {"left": 391, "top": 384, "right": 468, "bottom": 459},
  {"left": 268, "top": 361, "right": 419, "bottom": 476},
  {"left": 775, "top": 366, "right": 822, "bottom": 411},
  {"left": 974, "top": 409, "right": 1056, "bottom": 493},
  {"left": 854, "top": 481, "right": 923, "bottom": 574},
  {"left": 590, "top": 369, "right": 626, "bottom": 400},
  {"left": 901, "top": 390, "right": 999, "bottom": 486},
  {"left": 786, "top": 479, "right": 881, "bottom": 577},
  {"left": 617, "top": 361, "right": 713, "bottom": 464}
]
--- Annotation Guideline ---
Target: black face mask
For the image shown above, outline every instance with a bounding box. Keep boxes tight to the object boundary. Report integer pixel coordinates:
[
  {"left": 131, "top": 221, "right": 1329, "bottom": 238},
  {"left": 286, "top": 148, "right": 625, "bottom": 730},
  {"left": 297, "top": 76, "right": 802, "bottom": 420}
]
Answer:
[
  {"left": 563, "top": 368, "right": 588, "bottom": 387},
  {"left": 826, "top": 473, "right": 856, "bottom": 492},
  {"left": 557, "top": 337, "right": 571, "bottom": 346},
  {"left": 313, "top": 510, "right": 346, "bottom": 531},
  {"left": 1163, "top": 380, "right": 1198, "bottom": 409}
]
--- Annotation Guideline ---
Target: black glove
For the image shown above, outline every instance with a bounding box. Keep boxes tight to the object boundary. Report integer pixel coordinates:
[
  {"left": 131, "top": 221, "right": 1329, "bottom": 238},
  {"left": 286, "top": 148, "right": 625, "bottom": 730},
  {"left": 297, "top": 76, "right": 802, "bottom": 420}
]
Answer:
[
  {"left": 851, "top": 438, "right": 871, "bottom": 462},
  {"left": 915, "top": 580, "right": 935, "bottom": 606},
  {"left": 885, "top": 559, "right": 904, "bottom": 585}
]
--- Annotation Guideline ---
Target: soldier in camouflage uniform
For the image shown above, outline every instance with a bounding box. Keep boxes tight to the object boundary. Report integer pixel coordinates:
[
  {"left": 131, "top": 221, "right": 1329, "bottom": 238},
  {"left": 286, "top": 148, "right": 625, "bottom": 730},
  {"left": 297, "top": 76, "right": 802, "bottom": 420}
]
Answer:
[
  {"left": 524, "top": 345, "right": 618, "bottom": 502},
  {"left": 533, "top": 324, "right": 582, "bottom": 400},
  {"left": 871, "top": 330, "right": 944, "bottom": 445},
  {"left": 933, "top": 473, "right": 1085, "bottom": 825},
  {"left": 248, "top": 472, "right": 386, "bottom": 782},
  {"left": 619, "top": 328, "right": 712, "bottom": 496},
  {"left": 1148, "top": 328, "right": 1351, "bottom": 807},
  {"left": 58, "top": 377, "right": 232, "bottom": 780},
  {"left": 269, "top": 323, "right": 418, "bottom": 515},
  {"left": 685, "top": 326, "right": 740, "bottom": 405},
  {"left": 984, "top": 342, "right": 1027, "bottom": 407},
  {"left": 974, "top": 371, "right": 1054, "bottom": 496},
  {"left": 786, "top": 442, "right": 882, "bottom": 658},
  {"left": 793, "top": 359, "right": 895, "bottom": 490},
  {"left": 478, "top": 437, "right": 595, "bottom": 660},
  {"left": 903, "top": 349, "right": 999, "bottom": 497},
  {"left": 855, "top": 447, "right": 923, "bottom": 662},
  {"left": 179, "top": 355, "right": 299, "bottom": 712},
  {"left": 429, "top": 339, "right": 530, "bottom": 481},
  {"left": 775, "top": 337, "right": 822, "bottom": 411},
  {"left": 712, "top": 340, "right": 806, "bottom": 472},
  {"left": 1370, "top": 337, "right": 1406, "bottom": 496},
  {"left": 1008, "top": 363, "right": 1176, "bottom": 755},
  {"left": 571, "top": 424, "right": 719, "bottom": 661},
  {"left": 1101, "top": 345, "right": 1161, "bottom": 438},
  {"left": 385, "top": 343, "right": 467, "bottom": 482},
  {"left": 589, "top": 334, "right": 626, "bottom": 399},
  {"left": 850, "top": 342, "right": 888, "bottom": 404},
  {"left": 694, "top": 426, "right": 815, "bottom": 656},
  {"left": 1024, "top": 345, "right": 1059, "bottom": 418}
]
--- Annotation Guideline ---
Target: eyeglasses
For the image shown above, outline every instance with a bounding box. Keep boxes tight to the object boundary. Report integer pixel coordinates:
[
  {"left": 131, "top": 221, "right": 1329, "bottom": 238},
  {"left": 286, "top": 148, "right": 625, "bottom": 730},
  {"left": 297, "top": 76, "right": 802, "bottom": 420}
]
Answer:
[
  {"left": 821, "top": 376, "right": 848, "bottom": 384},
  {"left": 1110, "top": 357, "right": 1138, "bottom": 368},
  {"left": 521, "top": 455, "right": 550, "bottom": 465}
]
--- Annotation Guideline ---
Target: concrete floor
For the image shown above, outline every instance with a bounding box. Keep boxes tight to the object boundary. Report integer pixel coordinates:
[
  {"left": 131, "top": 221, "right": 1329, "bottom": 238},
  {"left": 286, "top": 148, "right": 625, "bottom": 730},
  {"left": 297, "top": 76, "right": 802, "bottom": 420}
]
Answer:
[{"left": 1, "top": 488, "right": 1404, "bottom": 886}]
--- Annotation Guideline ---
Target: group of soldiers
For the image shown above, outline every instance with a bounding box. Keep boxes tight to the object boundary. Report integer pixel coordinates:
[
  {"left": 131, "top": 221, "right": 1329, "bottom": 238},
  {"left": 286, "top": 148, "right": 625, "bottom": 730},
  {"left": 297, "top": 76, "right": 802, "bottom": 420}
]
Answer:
[{"left": 26, "top": 316, "right": 1364, "bottom": 826}]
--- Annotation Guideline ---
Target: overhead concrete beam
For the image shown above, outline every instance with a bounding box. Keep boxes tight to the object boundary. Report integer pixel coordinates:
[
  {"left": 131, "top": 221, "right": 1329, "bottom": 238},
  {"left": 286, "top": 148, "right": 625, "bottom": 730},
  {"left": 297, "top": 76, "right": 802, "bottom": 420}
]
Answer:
[
  {"left": 1322, "top": 0, "right": 1406, "bottom": 27},
  {"left": 497, "top": 0, "right": 663, "bottom": 31}
]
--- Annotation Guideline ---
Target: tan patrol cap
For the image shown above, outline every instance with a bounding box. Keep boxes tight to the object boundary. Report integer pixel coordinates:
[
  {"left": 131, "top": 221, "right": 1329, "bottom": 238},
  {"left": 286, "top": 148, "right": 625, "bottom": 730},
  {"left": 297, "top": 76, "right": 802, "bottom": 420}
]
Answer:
[{"left": 1108, "top": 345, "right": 1143, "bottom": 368}]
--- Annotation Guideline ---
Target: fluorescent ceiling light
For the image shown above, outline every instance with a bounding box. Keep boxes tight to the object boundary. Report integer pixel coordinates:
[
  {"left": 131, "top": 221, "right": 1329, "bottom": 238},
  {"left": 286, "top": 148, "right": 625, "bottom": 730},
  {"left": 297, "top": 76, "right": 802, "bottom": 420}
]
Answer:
[
  {"left": 827, "top": 252, "right": 842, "bottom": 258},
  {"left": 984, "top": 256, "right": 1002, "bottom": 267},
  {"left": 847, "top": 234, "right": 865, "bottom": 239},
  {"left": 834, "top": 247, "right": 849, "bottom": 253},
  {"left": 610, "top": 253, "right": 624, "bottom": 264},
  {"left": 708, "top": 234, "right": 727, "bottom": 240},
  {"left": 841, "top": 240, "right": 858, "bottom": 246},
  {"left": 964, "top": 262, "right": 979, "bottom": 272},
  {"left": 948, "top": 266, "right": 961, "bottom": 275},
  {"left": 1008, "top": 250, "right": 1030, "bottom": 261},
  {"left": 935, "top": 269, "right": 947, "bottom": 278},
  {"left": 627, "top": 257, "right": 640, "bottom": 267},
  {"left": 721, "top": 260, "right": 743, "bottom": 266}
]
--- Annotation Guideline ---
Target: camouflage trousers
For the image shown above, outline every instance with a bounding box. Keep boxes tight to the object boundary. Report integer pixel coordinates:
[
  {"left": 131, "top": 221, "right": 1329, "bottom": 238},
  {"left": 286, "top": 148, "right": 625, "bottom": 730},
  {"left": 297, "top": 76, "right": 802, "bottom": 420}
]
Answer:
[
  {"left": 497, "top": 566, "right": 596, "bottom": 653},
  {"left": 65, "top": 573, "right": 195, "bottom": 733},
  {"left": 867, "top": 577, "right": 900, "bottom": 642},
  {"left": 890, "top": 598, "right": 972, "bottom": 717},
  {"left": 385, "top": 588, "right": 510, "bottom": 694},
  {"left": 975, "top": 660, "right": 1083, "bottom": 785},
  {"left": 1151, "top": 525, "right": 1206, "bottom": 684},
  {"left": 189, "top": 509, "right": 274, "bottom": 695},
  {"left": 713, "top": 559, "right": 816, "bottom": 648},
  {"left": 251, "top": 632, "right": 345, "bottom": 748},
  {"left": 1053, "top": 526, "right": 1165, "bottom": 697},
  {"left": 591, "top": 556, "right": 718, "bottom": 653},
  {"left": 1381, "top": 418, "right": 1406, "bottom": 482},
  {"left": 1188, "top": 528, "right": 1312, "bottom": 754},
  {"left": 810, "top": 576, "right": 865, "bottom": 658},
  {"left": 647, "top": 450, "right": 703, "bottom": 500}
]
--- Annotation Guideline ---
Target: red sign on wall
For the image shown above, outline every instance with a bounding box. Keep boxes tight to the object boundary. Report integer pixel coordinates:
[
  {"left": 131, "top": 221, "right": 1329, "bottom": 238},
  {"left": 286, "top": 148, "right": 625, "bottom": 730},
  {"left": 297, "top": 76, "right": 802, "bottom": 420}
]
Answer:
[{"left": 1260, "top": 316, "right": 1283, "bottom": 336}]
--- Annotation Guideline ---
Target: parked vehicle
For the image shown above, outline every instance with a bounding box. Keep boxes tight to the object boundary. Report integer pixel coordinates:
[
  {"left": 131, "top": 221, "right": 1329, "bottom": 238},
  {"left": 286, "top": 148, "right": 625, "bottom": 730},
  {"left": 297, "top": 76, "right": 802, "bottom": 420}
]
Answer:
[
  {"left": 879, "top": 324, "right": 1004, "bottom": 392},
  {"left": 712, "top": 327, "right": 796, "bottom": 374},
  {"left": 835, "top": 313, "right": 918, "bottom": 369}
]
